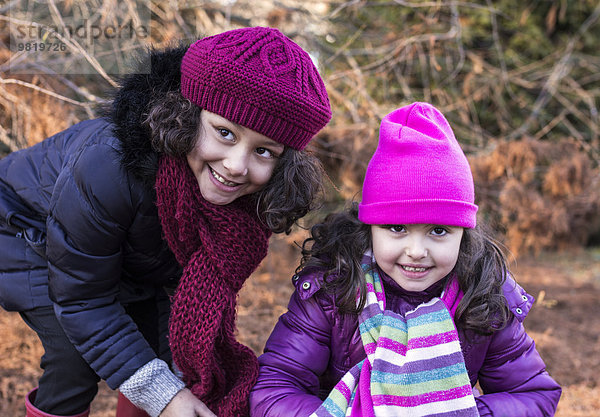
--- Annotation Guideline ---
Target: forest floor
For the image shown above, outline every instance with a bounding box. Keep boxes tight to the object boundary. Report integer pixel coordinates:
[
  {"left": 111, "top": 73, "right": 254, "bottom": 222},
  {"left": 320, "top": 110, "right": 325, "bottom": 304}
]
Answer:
[{"left": 1, "top": 234, "right": 599, "bottom": 416}]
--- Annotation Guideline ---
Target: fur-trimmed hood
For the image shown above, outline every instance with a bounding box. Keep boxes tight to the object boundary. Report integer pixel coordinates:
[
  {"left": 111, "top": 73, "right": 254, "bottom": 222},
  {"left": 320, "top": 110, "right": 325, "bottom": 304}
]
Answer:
[{"left": 109, "top": 44, "right": 189, "bottom": 188}]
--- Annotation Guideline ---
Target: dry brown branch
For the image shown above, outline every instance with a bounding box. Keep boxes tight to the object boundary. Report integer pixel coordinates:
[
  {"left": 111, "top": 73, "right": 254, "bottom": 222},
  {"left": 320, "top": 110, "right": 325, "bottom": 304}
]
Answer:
[
  {"left": 344, "top": 53, "right": 381, "bottom": 120},
  {"left": 440, "top": 2, "right": 464, "bottom": 84},
  {"left": 508, "top": 3, "right": 600, "bottom": 140},
  {"left": 533, "top": 109, "right": 567, "bottom": 141},
  {"left": 0, "top": 77, "right": 92, "bottom": 107},
  {"left": 560, "top": 115, "right": 600, "bottom": 166},
  {"left": 328, "top": 0, "right": 363, "bottom": 19},
  {"left": 0, "top": 118, "right": 18, "bottom": 153},
  {"left": 554, "top": 92, "right": 598, "bottom": 136}
]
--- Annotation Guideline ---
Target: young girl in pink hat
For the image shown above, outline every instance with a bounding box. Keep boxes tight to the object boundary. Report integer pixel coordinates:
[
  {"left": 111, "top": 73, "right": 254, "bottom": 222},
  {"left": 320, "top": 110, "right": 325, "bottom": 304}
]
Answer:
[
  {"left": 0, "top": 27, "right": 331, "bottom": 417},
  {"left": 250, "top": 102, "right": 561, "bottom": 417}
]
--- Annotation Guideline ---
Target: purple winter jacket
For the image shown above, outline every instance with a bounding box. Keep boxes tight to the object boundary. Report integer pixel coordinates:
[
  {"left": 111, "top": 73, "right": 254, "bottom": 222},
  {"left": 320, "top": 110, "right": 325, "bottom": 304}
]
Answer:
[{"left": 250, "top": 267, "right": 561, "bottom": 417}]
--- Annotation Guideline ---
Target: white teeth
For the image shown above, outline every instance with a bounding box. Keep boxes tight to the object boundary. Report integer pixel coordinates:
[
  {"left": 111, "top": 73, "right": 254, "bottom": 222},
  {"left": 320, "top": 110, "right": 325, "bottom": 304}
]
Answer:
[
  {"left": 210, "top": 168, "right": 238, "bottom": 187},
  {"left": 403, "top": 266, "right": 427, "bottom": 272}
]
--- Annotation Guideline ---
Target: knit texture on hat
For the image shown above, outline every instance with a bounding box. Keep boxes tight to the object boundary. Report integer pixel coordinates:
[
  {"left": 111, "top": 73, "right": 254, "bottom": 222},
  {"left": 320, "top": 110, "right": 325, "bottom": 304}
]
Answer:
[
  {"left": 358, "top": 102, "right": 478, "bottom": 228},
  {"left": 181, "top": 27, "right": 332, "bottom": 150},
  {"left": 155, "top": 155, "right": 271, "bottom": 416}
]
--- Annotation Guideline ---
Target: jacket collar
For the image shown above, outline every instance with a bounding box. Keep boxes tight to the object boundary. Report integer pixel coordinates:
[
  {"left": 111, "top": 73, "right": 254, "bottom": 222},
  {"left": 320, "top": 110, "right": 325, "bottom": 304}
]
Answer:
[
  {"left": 293, "top": 266, "right": 324, "bottom": 300},
  {"left": 293, "top": 266, "right": 533, "bottom": 321}
]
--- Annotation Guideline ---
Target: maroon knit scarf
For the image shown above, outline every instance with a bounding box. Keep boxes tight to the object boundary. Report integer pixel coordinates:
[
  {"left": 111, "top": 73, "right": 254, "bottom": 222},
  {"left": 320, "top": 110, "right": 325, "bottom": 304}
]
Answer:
[{"left": 155, "top": 155, "right": 271, "bottom": 416}]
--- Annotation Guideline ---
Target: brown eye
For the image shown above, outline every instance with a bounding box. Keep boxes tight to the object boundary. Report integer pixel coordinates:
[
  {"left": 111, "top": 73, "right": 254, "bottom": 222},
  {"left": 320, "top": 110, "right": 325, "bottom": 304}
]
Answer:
[
  {"left": 217, "top": 127, "right": 234, "bottom": 141},
  {"left": 256, "top": 147, "right": 275, "bottom": 159},
  {"left": 431, "top": 227, "right": 448, "bottom": 236},
  {"left": 388, "top": 225, "right": 406, "bottom": 233}
]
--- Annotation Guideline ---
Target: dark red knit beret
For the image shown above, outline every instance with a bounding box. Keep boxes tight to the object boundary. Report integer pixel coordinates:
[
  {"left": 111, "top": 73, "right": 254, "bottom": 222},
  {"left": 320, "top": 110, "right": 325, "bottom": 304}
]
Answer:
[{"left": 180, "top": 27, "right": 332, "bottom": 150}]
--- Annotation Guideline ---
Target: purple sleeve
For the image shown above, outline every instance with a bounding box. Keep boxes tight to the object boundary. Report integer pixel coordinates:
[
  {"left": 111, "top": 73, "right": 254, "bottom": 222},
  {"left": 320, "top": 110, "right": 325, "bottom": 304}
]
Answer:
[
  {"left": 475, "top": 316, "right": 561, "bottom": 416},
  {"left": 250, "top": 289, "right": 332, "bottom": 417}
]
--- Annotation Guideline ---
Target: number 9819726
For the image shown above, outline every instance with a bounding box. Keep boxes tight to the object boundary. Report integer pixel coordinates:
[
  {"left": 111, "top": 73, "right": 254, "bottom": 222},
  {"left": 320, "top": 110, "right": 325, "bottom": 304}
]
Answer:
[{"left": 17, "top": 42, "right": 67, "bottom": 52}]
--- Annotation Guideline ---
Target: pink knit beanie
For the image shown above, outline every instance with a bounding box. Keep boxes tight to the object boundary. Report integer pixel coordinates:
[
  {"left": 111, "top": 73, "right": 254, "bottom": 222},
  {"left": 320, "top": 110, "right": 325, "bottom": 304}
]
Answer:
[
  {"left": 180, "top": 27, "right": 332, "bottom": 150},
  {"left": 358, "top": 102, "right": 478, "bottom": 228}
]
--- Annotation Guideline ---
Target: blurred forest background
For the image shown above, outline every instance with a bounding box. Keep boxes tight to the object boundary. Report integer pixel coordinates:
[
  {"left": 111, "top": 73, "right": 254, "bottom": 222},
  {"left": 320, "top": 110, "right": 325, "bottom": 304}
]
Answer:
[{"left": 1, "top": 0, "right": 599, "bottom": 416}]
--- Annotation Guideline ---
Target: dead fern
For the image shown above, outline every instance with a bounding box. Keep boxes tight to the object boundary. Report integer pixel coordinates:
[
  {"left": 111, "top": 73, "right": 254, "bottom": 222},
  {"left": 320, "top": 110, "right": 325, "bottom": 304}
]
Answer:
[{"left": 472, "top": 138, "right": 600, "bottom": 255}]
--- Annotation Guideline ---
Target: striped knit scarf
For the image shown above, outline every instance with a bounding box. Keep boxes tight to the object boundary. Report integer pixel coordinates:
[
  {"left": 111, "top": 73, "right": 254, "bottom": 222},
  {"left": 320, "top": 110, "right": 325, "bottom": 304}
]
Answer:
[
  {"left": 155, "top": 155, "right": 271, "bottom": 416},
  {"left": 311, "top": 258, "right": 479, "bottom": 417}
]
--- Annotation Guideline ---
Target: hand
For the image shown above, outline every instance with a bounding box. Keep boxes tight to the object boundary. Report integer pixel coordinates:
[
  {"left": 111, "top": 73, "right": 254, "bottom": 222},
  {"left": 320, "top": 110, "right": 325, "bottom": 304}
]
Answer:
[{"left": 159, "top": 388, "right": 217, "bottom": 417}]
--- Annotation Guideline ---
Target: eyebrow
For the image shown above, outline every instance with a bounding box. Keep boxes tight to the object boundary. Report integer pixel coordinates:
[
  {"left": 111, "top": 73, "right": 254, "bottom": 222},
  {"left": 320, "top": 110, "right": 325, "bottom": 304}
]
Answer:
[{"left": 267, "top": 140, "right": 285, "bottom": 149}]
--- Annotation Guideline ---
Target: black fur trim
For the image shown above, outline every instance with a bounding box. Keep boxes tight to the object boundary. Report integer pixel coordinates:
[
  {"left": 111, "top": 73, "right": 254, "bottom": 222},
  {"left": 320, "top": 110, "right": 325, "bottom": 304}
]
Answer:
[{"left": 108, "top": 43, "right": 190, "bottom": 189}]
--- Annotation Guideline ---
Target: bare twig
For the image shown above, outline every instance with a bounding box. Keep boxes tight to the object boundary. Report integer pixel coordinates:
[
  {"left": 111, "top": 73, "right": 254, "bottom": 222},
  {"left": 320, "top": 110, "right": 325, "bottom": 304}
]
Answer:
[
  {"left": 439, "top": 2, "right": 465, "bottom": 85},
  {"left": 328, "top": 0, "right": 363, "bottom": 19},
  {"left": 389, "top": 0, "right": 505, "bottom": 16},
  {"left": 533, "top": 109, "right": 568, "bottom": 141},
  {"left": 486, "top": 0, "right": 517, "bottom": 101},
  {"left": 0, "top": 77, "right": 90, "bottom": 107},
  {"left": 561, "top": 116, "right": 600, "bottom": 166},
  {"left": 507, "top": 3, "right": 600, "bottom": 140},
  {"left": 0, "top": 119, "right": 19, "bottom": 153},
  {"left": 0, "top": 0, "right": 21, "bottom": 14}
]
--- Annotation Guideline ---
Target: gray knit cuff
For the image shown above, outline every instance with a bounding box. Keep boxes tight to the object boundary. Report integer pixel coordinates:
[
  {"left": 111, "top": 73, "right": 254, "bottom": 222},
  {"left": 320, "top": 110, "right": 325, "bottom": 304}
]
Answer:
[{"left": 119, "top": 358, "right": 186, "bottom": 417}]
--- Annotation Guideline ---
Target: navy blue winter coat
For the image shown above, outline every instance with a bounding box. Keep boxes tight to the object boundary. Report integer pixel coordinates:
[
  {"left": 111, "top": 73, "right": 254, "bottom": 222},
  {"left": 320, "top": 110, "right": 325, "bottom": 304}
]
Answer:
[{"left": 0, "top": 47, "right": 187, "bottom": 389}]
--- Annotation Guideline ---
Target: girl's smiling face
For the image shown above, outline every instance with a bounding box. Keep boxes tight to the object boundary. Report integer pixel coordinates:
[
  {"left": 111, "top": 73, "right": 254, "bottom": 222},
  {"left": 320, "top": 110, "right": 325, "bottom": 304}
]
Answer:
[
  {"left": 371, "top": 223, "right": 464, "bottom": 292},
  {"left": 186, "top": 111, "right": 285, "bottom": 205}
]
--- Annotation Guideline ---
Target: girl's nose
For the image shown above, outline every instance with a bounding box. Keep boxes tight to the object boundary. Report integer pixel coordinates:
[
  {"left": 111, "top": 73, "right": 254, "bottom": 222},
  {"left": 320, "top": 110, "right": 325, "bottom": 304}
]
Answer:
[
  {"left": 405, "top": 237, "right": 428, "bottom": 259},
  {"left": 223, "top": 148, "right": 249, "bottom": 177}
]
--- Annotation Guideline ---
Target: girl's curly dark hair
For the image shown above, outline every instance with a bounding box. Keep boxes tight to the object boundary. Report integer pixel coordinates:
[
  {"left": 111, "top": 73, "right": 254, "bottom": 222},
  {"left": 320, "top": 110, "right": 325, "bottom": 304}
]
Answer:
[
  {"left": 299, "top": 202, "right": 511, "bottom": 336},
  {"left": 143, "top": 91, "right": 324, "bottom": 234}
]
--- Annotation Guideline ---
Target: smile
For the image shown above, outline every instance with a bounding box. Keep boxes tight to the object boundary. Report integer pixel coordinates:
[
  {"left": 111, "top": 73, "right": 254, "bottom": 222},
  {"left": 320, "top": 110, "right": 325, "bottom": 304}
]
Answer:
[
  {"left": 210, "top": 167, "right": 240, "bottom": 187},
  {"left": 401, "top": 265, "right": 430, "bottom": 272}
]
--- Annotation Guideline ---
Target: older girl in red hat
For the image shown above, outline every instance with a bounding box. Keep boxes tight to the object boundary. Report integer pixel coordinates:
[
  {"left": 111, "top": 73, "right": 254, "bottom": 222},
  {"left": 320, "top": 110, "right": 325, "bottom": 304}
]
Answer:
[{"left": 0, "top": 27, "right": 331, "bottom": 417}]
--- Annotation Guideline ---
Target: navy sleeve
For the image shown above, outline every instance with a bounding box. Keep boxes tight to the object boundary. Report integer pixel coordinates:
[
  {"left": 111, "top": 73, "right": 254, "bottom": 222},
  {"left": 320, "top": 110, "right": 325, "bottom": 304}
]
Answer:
[{"left": 47, "top": 140, "right": 157, "bottom": 389}]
